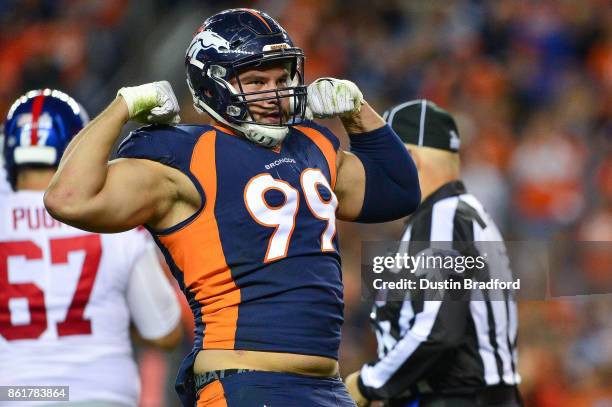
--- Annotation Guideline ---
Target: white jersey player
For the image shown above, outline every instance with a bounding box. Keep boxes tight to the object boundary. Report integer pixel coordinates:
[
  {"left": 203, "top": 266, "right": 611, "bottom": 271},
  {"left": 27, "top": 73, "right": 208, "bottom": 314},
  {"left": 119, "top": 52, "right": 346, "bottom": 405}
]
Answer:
[
  {"left": 0, "top": 137, "right": 10, "bottom": 195},
  {"left": 0, "top": 90, "right": 182, "bottom": 406}
]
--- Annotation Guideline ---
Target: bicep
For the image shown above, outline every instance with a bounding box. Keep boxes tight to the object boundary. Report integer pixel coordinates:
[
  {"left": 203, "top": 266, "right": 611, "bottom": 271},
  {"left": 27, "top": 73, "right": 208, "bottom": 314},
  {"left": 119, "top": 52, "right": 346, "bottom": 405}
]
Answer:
[
  {"left": 334, "top": 149, "right": 365, "bottom": 221},
  {"left": 71, "top": 159, "right": 175, "bottom": 233}
]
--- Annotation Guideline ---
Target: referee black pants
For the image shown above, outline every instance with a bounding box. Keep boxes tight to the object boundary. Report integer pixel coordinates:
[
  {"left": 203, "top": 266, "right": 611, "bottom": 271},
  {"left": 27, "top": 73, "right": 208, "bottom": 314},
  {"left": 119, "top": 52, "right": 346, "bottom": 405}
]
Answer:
[
  {"left": 417, "top": 386, "right": 523, "bottom": 407},
  {"left": 418, "top": 397, "right": 521, "bottom": 407},
  {"left": 389, "top": 386, "right": 523, "bottom": 407}
]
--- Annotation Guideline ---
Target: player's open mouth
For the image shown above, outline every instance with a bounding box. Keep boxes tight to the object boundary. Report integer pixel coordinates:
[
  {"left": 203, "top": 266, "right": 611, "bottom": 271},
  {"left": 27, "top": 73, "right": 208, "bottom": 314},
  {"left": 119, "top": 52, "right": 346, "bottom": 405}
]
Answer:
[{"left": 259, "top": 112, "right": 282, "bottom": 124}]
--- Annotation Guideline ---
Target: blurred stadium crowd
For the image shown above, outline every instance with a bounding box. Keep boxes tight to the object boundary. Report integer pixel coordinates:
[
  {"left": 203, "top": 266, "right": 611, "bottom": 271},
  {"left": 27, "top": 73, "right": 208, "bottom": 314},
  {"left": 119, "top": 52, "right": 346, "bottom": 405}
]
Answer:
[{"left": 1, "top": 0, "right": 610, "bottom": 406}]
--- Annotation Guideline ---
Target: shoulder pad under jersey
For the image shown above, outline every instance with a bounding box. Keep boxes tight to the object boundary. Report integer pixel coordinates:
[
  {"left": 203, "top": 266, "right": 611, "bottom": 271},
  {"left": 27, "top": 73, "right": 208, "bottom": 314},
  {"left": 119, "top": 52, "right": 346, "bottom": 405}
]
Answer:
[
  {"left": 115, "top": 124, "right": 215, "bottom": 173},
  {"left": 295, "top": 120, "right": 340, "bottom": 151}
]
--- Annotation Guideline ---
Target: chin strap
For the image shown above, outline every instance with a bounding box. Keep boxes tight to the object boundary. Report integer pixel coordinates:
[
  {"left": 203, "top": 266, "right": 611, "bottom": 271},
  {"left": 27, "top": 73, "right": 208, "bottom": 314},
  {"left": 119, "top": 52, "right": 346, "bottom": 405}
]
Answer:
[
  {"left": 191, "top": 94, "right": 289, "bottom": 148},
  {"left": 241, "top": 123, "right": 289, "bottom": 148}
]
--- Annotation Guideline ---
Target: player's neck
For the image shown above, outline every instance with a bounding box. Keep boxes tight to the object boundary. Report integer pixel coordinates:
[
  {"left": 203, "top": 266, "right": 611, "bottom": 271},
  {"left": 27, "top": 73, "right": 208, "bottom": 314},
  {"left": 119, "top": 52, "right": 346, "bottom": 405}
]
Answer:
[
  {"left": 16, "top": 168, "right": 56, "bottom": 191},
  {"left": 212, "top": 121, "right": 238, "bottom": 136}
]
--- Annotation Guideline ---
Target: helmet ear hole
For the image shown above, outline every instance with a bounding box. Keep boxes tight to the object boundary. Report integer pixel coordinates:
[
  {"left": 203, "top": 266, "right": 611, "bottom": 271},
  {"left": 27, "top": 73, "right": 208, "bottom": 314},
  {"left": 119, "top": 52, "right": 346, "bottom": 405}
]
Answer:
[
  {"left": 209, "top": 65, "right": 227, "bottom": 79},
  {"left": 227, "top": 106, "right": 241, "bottom": 117}
]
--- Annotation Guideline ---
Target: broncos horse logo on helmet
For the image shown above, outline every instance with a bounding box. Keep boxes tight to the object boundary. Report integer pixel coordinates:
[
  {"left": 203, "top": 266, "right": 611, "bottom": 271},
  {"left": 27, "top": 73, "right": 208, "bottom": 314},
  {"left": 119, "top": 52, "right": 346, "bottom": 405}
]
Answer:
[
  {"left": 2, "top": 89, "right": 89, "bottom": 190},
  {"left": 185, "top": 8, "right": 307, "bottom": 147},
  {"left": 186, "top": 30, "right": 231, "bottom": 57}
]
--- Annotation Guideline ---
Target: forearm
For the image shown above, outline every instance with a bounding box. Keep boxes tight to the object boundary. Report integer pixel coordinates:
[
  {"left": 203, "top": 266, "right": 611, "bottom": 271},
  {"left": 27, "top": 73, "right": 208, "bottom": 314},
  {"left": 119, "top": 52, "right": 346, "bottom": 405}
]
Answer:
[
  {"left": 358, "top": 339, "right": 447, "bottom": 400},
  {"left": 359, "top": 298, "right": 469, "bottom": 400},
  {"left": 340, "top": 102, "right": 385, "bottom": 134},
  {"left": 47, "top": 97, "right": 128, "bottom": 206},
  {"left": 349, "top": 124, "right": 420, "bottom": 223},
  {"left": 56, "top": 123, "right": 87, "bottom": 171}
]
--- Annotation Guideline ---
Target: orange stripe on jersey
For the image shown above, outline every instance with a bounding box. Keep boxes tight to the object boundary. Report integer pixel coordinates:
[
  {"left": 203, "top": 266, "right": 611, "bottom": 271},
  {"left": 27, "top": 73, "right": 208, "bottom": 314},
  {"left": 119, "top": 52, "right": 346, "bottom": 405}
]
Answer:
[
  {"left": 158, "top": 130, "right": 240, "bottom": 350},
  {"left": 213, "top": 124, "right": 237, "bottom": 137},
  {"left": 197, "top": 380, "right": 227, "bottom": 407},
  {"left": 295, "top": 126, "right": 338, "bottom": 189}
]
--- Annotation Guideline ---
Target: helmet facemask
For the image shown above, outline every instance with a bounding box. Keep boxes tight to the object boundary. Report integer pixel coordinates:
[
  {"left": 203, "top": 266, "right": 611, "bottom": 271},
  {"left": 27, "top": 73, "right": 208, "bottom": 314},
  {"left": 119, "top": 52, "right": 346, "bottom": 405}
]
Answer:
[{"left": 187, "top": 48, "right": 307, "bottom": 147}]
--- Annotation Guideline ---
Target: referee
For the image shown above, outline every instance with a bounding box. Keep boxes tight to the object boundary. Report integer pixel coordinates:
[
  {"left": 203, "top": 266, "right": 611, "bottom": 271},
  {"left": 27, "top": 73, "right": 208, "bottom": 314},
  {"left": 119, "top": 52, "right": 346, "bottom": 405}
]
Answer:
[{"left": 345, "top": 100, "right": 523, "bottom": 407}]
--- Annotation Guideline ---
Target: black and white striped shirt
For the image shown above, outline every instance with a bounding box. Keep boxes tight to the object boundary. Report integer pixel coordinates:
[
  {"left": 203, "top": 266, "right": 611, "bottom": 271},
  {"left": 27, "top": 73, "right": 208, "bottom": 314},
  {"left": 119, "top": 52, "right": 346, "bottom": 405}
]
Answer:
[{"left": 358, "top": 181, "right": 520, "bottom": 401}]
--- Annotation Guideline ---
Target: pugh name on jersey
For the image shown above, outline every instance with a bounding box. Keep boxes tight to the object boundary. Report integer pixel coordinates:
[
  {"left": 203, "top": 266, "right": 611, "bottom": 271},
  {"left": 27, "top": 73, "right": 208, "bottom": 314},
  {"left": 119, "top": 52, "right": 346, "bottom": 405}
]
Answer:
[{"left": 11, "top": 204, "right": 66, "bottom": 232}]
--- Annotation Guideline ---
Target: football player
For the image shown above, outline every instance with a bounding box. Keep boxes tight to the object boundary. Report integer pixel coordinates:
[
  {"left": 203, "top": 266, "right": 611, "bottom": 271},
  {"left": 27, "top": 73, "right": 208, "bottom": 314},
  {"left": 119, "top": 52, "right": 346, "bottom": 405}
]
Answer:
[
  {"left": 0, "top": 136, "right": 10, "bottom": 194},
  {"left": 44, "top": 8, "right": 421, "bottom": 407},
  {"left": 0, "top": 89, "right": 182, "bottom": 406}
]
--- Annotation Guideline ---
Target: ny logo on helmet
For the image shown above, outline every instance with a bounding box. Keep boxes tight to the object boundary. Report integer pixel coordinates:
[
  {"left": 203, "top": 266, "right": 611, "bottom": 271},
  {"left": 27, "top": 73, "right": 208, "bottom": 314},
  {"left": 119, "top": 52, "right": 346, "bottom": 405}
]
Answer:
[{"left": 16, "top": 113, "right": 53, "bottom": 146}]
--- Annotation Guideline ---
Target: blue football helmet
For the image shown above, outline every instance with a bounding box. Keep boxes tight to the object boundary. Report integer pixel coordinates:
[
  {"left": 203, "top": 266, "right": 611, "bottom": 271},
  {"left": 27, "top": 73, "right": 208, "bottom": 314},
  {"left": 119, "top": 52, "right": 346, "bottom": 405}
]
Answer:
[
  {"left": 185, "top": 8, "right": 307, "bottom": 147},
  {"left": 2, "top": 89, "right": 89, "bottom": 190}
]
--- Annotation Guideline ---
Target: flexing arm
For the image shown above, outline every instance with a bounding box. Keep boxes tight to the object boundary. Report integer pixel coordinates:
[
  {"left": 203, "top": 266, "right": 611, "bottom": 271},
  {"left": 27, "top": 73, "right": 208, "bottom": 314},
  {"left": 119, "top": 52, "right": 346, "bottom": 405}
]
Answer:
[
  {"left": 333, "top": 102, "right": 383, "bottom": 220},
  {"left": 308, "top": 78, "right": 420, "bottom": 221},
  {"left": 45, "top": 82, "right": 183, "bottom": 233}
]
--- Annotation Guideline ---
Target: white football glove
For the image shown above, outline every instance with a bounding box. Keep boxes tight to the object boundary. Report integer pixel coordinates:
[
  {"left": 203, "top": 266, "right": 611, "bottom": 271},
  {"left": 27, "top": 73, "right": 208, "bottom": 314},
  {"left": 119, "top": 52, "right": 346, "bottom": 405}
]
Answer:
[
  {"left": 117, "top": 81, "right": 181, "bottom": 124},
  {"left": 307, "top": 77, "right": 364, "bottom": 119}
]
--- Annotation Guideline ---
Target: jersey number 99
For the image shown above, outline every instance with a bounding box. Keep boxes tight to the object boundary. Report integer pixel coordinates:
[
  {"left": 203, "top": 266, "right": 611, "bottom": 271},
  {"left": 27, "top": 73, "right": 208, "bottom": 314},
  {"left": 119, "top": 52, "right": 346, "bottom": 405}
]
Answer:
[{"left": 244, "top": 168, "right": 337, "bottom": 262}]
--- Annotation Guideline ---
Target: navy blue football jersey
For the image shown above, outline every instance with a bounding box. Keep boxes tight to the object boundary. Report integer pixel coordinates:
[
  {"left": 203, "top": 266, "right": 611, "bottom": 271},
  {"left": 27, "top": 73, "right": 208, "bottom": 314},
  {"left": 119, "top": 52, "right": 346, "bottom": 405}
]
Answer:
[{"left": 116, "top": 121, "right": 343, "bottom": 359}]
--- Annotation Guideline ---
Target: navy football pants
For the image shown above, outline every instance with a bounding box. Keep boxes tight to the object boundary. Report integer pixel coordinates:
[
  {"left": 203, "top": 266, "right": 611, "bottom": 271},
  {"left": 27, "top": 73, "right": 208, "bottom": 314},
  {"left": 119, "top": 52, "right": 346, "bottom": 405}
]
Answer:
[{"left": 196, "top": 371, "right": 357, "bottom": 407}]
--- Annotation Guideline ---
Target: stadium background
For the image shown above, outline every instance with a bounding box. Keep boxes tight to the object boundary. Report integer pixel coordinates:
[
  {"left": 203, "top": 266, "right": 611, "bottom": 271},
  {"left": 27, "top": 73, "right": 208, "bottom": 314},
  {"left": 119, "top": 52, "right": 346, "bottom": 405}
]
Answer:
[{"left": 0, "top": 0, "right": 610, "bottom": 406}]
